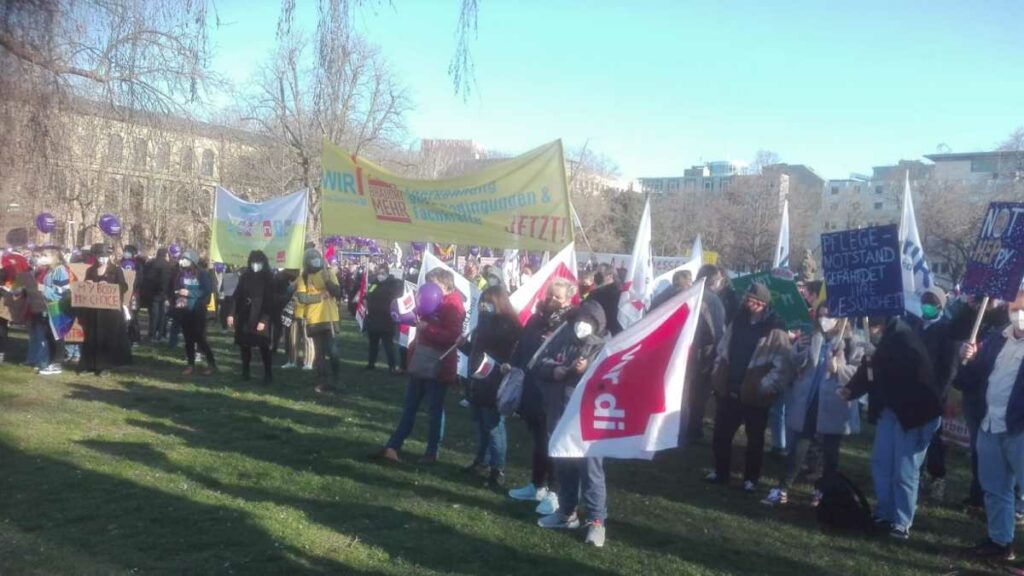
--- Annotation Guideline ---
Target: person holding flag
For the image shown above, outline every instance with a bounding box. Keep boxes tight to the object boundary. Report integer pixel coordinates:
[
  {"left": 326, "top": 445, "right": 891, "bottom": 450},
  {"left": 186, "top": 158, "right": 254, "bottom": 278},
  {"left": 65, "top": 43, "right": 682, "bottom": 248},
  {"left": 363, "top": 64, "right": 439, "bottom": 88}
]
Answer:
[
  {"left": 38, "top": 246, "right": 72, "bottom": 376},
  {"left": 464, "top": 285, "right": 522, "bottom": 488},
  {"left": 536, "top": 299, "right": 609, "bottom": 547}
]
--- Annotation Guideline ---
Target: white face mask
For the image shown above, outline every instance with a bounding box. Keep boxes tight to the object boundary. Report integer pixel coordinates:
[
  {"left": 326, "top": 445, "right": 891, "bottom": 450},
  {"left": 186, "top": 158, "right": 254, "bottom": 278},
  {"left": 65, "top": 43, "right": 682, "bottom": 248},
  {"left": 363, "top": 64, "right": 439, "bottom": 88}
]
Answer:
[
  {"left": 377, "top": 274, "right": 387, "bottom": 282},
  {"left": 251, "top": 262, "right": 264, "bottom": 273},
  {"left": 97, "top": 256, "right": 110, "bottom": 265},
  {"left": 37, "top": 255, "right": 52, "bottom": 267},
  {"left": 1013, "top": 310, "right": 1024, "bottom": 331},
  {"left": 179, "top": 259, "right": 191, "bottom": 268},
  {"left": 819, "top": 318, "right": 838, "bottom": 333},
  {"left": 574, "top": 321, "right": 594, "bottom": 340}
]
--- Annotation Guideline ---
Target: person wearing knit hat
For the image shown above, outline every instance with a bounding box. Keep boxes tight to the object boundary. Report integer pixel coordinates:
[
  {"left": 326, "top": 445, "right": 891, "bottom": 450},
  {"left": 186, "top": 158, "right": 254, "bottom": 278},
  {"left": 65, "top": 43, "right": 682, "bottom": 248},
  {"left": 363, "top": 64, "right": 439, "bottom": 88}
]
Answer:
[
  {"left": 171, "top": 248, "right": 217, "bottom": 375},
  {"left": 704, "top": 281, "right": 793, "bottom": 494}
]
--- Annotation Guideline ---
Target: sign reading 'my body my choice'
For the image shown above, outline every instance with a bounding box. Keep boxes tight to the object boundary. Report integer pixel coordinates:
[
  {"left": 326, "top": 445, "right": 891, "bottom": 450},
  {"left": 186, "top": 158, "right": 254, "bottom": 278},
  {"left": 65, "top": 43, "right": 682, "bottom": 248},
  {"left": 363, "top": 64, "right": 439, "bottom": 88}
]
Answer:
[
  {"left": 821, "top": 224, "right": 904, "bottom": 318},
  {"left": 961, "top": 202, "right": 1024, "bottom": 300}
]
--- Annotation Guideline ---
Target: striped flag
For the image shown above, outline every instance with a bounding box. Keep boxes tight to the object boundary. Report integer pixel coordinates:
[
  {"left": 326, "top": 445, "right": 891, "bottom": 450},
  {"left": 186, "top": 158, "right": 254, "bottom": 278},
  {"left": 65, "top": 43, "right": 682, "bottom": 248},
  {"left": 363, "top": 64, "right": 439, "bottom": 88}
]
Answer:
[{"left": 472, "top": 353, "right": 497, "bottom": 379}]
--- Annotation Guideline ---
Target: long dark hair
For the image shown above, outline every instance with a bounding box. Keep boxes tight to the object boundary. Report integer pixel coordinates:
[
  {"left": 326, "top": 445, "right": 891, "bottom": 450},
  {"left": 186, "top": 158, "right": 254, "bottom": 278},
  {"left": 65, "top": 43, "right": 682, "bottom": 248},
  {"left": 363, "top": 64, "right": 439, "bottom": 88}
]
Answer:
[{"left": 480, "top": 285, "right": 516, "bottom": 320}]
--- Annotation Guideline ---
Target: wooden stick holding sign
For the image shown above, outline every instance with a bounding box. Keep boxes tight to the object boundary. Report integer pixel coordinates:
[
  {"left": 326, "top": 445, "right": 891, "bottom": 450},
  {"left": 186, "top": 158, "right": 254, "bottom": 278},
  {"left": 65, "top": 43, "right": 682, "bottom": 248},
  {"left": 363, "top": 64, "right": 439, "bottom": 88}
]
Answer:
[{"left": 962, "top": 296, "right": 991, "bottom": 366}]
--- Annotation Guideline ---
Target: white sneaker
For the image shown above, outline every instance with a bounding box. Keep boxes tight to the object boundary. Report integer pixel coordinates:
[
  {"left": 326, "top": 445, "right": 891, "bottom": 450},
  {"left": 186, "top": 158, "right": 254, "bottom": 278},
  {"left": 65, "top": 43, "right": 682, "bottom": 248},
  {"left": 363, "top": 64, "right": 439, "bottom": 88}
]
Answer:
[
  {"left": 281, "top": 362, "right": 296, "bottom": 369},
  {"left": 39, "top": 364, "right": 62, "bottom": 376},
  {"left": 811, "top": 489, "right": 824, "bottom": 507},
  {"left": 537, "top": 511, "right": 580, "bottom": 530},
  {"left": 459, "top": 398, "right": 471, "bottom": 408},
  {"left": 302, "top": 365, "right": 314, "bottom": 371},
  {"left": 760, "top": 488, "right": 788, "bottom": 506},
  {"left": 743, "top": 480, "right": 757, "bottom": 493},
  {"left": 508, "top": 483, "right": 546, "bottom": 502},
  {"left": 584, "top": 521, "right": 606, "bottom": 547},
  {"left": 535, "top": 491, "right": 559, "bottom": 516}
]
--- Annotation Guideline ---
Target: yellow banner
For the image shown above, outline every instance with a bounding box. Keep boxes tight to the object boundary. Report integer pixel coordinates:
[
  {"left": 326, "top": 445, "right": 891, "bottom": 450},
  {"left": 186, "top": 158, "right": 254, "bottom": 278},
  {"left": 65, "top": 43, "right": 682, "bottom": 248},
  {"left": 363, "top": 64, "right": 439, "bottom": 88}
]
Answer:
[{"left": 321, "top": 140, "right": 573, "bottom": 251}]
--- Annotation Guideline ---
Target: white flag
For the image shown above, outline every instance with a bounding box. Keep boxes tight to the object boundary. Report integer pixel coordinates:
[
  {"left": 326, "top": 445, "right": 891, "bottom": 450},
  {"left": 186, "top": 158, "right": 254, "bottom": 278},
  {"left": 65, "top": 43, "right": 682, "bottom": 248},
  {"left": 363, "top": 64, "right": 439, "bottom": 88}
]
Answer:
[
  {"left": 617, "top": 198, "right": 654, "bottom": 330},
  {"left": 651, "top": 235, "right": 703, "bottom": 298},
  {"left": 549, "top": 280, "right": 705, "bottom": 459},
  {"left": 773, "top": 199, "right": 790, "bottom": 269},
  {"left": 502, "top": 249, "right": 520, "bottom": 291},
  {"left": 899, "top": 172, "right": 933, "bottom": 317},
  {"left": 509, "top": 243, "right": 578, "bottom": 326},
  {"left": 472, "top": 353, "right": 497, "bottom": 379},
  {"left": 418, "top": 249, "right": 480, "bottom": 377}
]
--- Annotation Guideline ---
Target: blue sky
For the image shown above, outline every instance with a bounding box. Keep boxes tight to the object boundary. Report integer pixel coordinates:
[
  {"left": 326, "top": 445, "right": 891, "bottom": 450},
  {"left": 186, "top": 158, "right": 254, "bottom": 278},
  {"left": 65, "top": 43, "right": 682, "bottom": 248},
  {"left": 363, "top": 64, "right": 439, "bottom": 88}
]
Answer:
[{"left": 210, "top": 0, "right": 1024, "bottom": 180}]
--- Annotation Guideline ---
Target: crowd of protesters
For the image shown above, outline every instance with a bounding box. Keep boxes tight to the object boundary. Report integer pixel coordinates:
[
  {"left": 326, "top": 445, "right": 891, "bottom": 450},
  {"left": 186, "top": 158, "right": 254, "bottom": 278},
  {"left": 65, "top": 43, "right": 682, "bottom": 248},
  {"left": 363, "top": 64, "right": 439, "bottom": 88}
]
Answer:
[{"left": 2, "top": 242, "right": 1023, "bottom": 561}]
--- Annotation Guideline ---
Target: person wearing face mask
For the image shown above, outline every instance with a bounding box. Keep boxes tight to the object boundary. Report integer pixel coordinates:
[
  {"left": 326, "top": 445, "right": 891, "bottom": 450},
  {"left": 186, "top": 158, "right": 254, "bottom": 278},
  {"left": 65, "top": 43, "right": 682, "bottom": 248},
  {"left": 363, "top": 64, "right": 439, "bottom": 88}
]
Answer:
[
  {"left": 293, "top": 247, "right": 343, "bottom": 393},
  {"left": 957, "top": 290, "right": 1024, "bottom": 562},
  {"left": 78, "top": 244, "right": 132, "bottom": 376},
  {"left": 839, "top": 314, "right": 942, "bottom": 541},
  {"left": 25, "top": 250, "right": 53, "bottom": 374},
  {"left": 363, "top": 263, "right": 403, "bottom": 374},
  {"left": 909, "top": 287, "right": 959, "bottom": 503},
  {"left": 705, "top": 283, "right": 793, "bottom": 493},
  {"left": 373, "top": 268, "right": 466, "bottom": 464},
  {"left": 464, "top": 286, "right": 522, "bottom": 488},
  {"left": 535, "top": 299, "right": 608, "bottom": 547},
  {"left": 506, "top": 278, "right": 577, "bottom": 514},
  {"left": 171, "top": 250, "right": 217, "bottom": 375},
  {"left": 761, "top": 306, "right": 865, "bottom": 507},
  {"left": 227, "top": 251, "right": 275, "bottom": 384}
]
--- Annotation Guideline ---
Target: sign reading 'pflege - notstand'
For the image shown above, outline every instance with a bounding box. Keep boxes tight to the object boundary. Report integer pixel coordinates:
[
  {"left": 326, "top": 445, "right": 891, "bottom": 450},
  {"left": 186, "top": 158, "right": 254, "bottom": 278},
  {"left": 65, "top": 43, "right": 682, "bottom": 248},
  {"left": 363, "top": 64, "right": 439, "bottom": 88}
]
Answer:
[{"left": 821, "top": 224, "right": 904, "bottom": 318}]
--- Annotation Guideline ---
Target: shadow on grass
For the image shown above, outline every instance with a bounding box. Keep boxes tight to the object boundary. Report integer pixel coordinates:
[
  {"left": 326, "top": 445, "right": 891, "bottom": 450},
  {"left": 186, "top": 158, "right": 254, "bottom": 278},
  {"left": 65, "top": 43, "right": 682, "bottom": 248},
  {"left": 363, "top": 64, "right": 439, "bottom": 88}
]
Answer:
[{"left": 0, "top": 439, "right": 381, "bottom": 575}]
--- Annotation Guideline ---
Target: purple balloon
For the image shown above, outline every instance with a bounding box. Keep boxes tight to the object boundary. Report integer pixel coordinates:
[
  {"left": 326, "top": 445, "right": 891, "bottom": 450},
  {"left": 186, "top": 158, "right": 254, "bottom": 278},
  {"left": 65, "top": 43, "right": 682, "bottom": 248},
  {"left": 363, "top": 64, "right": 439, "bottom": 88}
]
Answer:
[
  {"left": 417, "top": 282, "right": 444, "bottom": 316},
  {"left": 214, "top": 262, "right": 226, "bottom": 273},
  {"left": 390, "top": 299, "right": 418, "bottom": 325},
  {"left": 482, "top": 248, "right": 493, "bottom": 258},
  {"left": 98, "top": 214, "right": 122, "bottom": 237},
  {"left": 169, "top": 243, "right": 182, "bottom": 258},
  {"left": 469, "top": 246, "right": 480, "bottom": 257},
  {"left": 35, "top": 212, "right": 57, "bottom": 234},
  {"left": 411, "top": 241, "right": 425, "bottom": 252}
]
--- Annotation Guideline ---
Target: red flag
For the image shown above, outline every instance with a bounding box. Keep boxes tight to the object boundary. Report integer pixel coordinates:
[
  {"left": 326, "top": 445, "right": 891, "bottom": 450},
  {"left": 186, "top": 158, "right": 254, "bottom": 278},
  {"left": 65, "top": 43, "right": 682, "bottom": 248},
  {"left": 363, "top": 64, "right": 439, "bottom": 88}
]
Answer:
[
  {"left": 354, "top": 270, "right": 368, "bottom": 330},
  {"left": 549, "top": 280, "right": 705, "bottom": 459},
  {"left": 509, "top": 242, "right": 579, "bottom": 326}
]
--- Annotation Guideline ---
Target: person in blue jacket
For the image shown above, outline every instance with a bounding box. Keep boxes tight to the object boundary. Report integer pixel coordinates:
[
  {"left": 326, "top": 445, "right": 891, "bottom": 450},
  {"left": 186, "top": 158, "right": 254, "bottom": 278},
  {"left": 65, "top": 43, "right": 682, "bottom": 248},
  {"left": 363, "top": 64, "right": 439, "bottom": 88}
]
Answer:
[{"left": 171, "top": 250, "right": 216, "bottom": 375}]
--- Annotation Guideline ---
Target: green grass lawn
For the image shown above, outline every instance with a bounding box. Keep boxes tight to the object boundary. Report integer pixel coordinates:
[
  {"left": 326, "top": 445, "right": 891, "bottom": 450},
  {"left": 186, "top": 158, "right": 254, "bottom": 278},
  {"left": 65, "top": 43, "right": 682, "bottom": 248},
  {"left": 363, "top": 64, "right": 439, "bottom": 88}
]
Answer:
[{"left": 0, "top": 319, "right": 1007, "bottom": 575}]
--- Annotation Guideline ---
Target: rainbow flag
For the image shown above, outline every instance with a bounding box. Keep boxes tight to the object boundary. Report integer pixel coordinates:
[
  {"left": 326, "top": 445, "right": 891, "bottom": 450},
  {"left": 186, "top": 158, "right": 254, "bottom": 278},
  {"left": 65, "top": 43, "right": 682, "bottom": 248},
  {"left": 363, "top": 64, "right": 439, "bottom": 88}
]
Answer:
[{"left": 47, "top": 296, "right": 74, "bottom": 340}]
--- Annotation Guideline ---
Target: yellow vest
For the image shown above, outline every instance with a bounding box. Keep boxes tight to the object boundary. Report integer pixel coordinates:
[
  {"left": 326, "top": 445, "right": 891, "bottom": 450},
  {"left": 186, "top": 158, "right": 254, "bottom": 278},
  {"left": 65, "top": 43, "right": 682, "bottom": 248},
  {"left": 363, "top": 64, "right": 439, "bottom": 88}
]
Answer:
[{"left": 294, "top": 272, "right": 340, "bottom": 325}]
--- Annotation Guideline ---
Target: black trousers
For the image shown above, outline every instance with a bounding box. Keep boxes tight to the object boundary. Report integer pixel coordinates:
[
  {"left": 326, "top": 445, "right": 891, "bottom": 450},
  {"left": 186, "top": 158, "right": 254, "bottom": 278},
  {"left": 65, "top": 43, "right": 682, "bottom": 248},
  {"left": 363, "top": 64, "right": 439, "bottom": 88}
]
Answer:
[
  {"left": 181, "top": 307, "right": 215, "bottom": 367},
  {"left": 367, "top": 330, "right": 396, "bottom": 369},
  {"left": 713, "top": 395, "right": 769, "bottom": 483},
  {"left": 924, "top": 428, "right": 946, "bottom": 479},
  {"left": 526, "top": 416, "right": 555, "bottom": 489},
  {"left": 240, "top": 345, "right": 272, "bottom": 379},
  {"left": 310, "top": 328, "right": 338, "bottom": 385}
]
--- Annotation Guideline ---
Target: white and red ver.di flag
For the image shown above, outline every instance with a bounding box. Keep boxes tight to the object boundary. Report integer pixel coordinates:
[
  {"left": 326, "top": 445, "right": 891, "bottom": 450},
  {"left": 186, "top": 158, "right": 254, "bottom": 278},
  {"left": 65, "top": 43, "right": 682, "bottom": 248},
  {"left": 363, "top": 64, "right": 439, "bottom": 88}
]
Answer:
[
  {"left": 509, "top": 242, "right": 579, "bottom": 326},
  {"left": 549, "top": 280, "right": 705, "bottom": 459}
]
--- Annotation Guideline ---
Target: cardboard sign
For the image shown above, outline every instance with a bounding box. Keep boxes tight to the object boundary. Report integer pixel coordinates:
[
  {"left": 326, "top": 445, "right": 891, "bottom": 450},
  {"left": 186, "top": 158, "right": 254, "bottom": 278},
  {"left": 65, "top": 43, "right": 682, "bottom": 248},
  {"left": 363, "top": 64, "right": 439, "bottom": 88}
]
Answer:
[
  {"left": 731, "top": 269, "right": 813, "bottom": 331},
  {"left": 71, "top": 281, "right": 122, "bottom": 310},
  {"left": 64, "top": 320, "right": 85, "bottom": 343},
  {"left": 961, "top": 202, "right": 1024, "bottom": 300},
  {"left": 821, "top": 224, "right": 904, "bottom": 318}
]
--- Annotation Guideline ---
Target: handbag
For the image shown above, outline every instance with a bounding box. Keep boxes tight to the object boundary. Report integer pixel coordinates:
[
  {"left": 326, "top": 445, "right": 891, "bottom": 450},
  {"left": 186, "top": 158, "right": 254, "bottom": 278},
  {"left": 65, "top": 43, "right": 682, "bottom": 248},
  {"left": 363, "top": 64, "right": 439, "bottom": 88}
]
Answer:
[
  {"left": 496, "top": 367, "right": 525, "bottom": 417},
  {"left": 407, "top": 343, "right": 444, "bottom": 380}
]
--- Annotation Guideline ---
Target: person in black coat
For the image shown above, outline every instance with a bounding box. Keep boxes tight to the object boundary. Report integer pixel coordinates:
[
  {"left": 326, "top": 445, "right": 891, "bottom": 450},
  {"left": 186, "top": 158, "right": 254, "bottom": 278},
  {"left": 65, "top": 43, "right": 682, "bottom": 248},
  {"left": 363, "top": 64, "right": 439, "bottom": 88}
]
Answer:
[
  {"left": 228, "top": 251, "right": 275, "bottom": 384},
  {"left": 842, "top": 316, "right": 943, "bottom": 540},
  {"left": 364, "top": 264, "right": 403, "bottom": 374},
  {"left": 589, "top": 264, "right": 623, "bottom": 336},
  {"left": 142, "top": 247, "right": 172, "bottom": 342},
  {"left": 78, "top": 243, "right": 132, "bottom": 376}
]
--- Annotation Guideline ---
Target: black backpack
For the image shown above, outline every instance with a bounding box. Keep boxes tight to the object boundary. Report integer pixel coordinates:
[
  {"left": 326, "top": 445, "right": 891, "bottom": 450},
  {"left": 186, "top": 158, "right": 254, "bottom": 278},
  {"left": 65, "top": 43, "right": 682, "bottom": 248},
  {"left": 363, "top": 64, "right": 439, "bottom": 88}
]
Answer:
[{"left": 816, "top": 472, "right": 874, "bottom": 534}]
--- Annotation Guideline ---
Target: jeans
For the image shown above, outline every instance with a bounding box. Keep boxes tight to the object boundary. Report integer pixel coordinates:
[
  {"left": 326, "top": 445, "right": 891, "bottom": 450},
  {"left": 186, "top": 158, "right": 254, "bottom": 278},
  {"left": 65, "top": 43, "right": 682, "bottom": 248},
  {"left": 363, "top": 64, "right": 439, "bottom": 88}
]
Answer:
[
  {"left": 527, "top": 416, "right": 554, "bottom": 488},
  {"left": 27, "top": 316, "right": 50, "bottom": 369},
  {"left": 712, "top": 396, "right": 770, "bottom": 483},
  {"left": 977, "top": 429, "right": 1024, "bottom": 546},
  {"left": 367, "top": 330, "right": 397, "bottom": 369},
  {"left": 471, "top": 406, "right": 507, "bottom": 470},
  {"left": 386, "top": 378, "right": 448, "bottom": 456},
  {"left": 781, "top": 432, "right": 842, "bottom": 490},
  {"left": 148, "top": 299, "right": 167, "bottom": 340},
  {"left": 871, "top": 408, "right": 940, "bottom": 531},
  {"left": 769, "top": 395, "right": 788, "bottom": 451},
  {"left": 556, "top": 457, "right": 607, "bottom": 522}
]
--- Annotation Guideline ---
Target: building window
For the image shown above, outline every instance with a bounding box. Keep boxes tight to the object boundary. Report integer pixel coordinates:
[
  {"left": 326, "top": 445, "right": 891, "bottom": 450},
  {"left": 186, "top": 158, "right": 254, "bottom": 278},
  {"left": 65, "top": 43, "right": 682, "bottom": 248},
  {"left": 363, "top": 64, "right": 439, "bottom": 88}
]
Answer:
[
  {"left": 704, "top": 181, "right": 712, "bottom": 191},
  {"left": 971, "top": 157, "right": 998, "bottom": 173},
  {"left": 830, "top": 186, "right": 839, "bottom": 195},
  {"left": 875, "top": 185, "right": 883, "bottom": 194},
  {"left": 874, "top": 202, "right": 883, "bottom": 210},
  {"left": 155, "top": 142, "right": 171, "bottom": 171},
  {"left": 180, "top": 146, "right": 194, "bottom": 174},
  {"left": 107, "top": 134, "right": 123, "bottom": 165},
  {"left": 200, "top": 149, "right": 215, "bottom": 178},
  {"left": 132, "top": 138, "right": 148, "bottom": 169}
]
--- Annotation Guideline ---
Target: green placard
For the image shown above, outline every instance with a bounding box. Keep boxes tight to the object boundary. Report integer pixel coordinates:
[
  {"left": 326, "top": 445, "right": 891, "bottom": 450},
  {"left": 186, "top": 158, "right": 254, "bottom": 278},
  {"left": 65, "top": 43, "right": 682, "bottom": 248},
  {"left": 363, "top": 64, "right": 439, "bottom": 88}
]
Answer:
[{"left": 731, "top": 270, "right": 813, "bottom": 331}]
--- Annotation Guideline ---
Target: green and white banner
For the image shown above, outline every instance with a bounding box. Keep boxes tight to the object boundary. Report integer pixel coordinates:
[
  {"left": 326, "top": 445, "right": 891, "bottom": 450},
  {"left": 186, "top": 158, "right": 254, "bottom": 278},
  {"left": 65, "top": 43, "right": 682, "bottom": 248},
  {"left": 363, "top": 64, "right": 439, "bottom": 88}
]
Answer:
[{"left": 209, "top": 186, "right": 308, "bottom": 269}]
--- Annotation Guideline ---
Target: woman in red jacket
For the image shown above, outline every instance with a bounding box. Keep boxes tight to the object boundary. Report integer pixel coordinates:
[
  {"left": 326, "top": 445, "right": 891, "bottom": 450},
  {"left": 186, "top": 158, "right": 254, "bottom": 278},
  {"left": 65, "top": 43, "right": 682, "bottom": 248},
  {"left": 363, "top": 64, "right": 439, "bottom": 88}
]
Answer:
[{"left": 373, "top": 268, "right": 466, "bottom": 464}]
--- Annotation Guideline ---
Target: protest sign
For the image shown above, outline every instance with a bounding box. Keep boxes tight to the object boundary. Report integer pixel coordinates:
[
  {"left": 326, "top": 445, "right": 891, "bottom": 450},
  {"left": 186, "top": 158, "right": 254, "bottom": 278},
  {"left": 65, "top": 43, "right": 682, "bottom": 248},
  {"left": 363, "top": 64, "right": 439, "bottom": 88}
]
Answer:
[
  {"left": 821, "top": 224, "right": 904, "bottom": 318},
  {"left": 209, "top": 187, "right": 308, "bottom": 269},
  {"left": 71, "top": 281, "right": 122, "bottom": 310},
  {"left": 731, "top": 270, "right": 813, "bottom": 331},
  {"left": 961, "top": 202, "right": 1024, "bottom": 301},
  {"left": 322, "top": 139, "right": 572, "bottom": 251}
]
